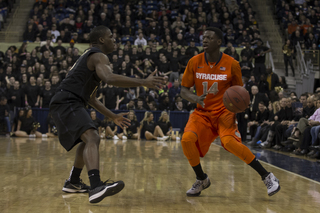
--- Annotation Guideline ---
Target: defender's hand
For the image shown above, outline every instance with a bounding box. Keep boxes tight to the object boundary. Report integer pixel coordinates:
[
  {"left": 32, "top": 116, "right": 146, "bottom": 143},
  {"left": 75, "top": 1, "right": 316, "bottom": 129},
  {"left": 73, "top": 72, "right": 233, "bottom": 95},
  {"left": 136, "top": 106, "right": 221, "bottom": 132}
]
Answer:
[
  {"left": 112, "top": 112, "right": 131, "bottom": 129},
  {"left": 144, "top": 70, "right": 167, "bottom": 90}
]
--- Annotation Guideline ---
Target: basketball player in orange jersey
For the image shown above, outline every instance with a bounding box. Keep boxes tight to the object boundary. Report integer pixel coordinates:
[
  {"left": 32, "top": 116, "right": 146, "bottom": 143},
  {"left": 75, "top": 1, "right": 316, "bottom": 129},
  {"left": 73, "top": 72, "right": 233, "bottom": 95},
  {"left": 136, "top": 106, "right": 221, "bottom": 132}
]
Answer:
[{"left": 180, "top": 27, "right": 280, "bottom": 197}]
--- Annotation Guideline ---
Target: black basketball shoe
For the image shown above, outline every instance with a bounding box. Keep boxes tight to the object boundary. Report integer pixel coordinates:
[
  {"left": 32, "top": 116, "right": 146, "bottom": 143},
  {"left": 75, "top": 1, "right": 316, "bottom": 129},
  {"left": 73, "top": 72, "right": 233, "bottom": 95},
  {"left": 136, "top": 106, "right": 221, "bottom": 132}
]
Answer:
[
  {"left": 89, "top": 180, "right": 125, "bottom": 203},
  {"left": 62, "top": 179, "right": 90, "bottom": 193}
]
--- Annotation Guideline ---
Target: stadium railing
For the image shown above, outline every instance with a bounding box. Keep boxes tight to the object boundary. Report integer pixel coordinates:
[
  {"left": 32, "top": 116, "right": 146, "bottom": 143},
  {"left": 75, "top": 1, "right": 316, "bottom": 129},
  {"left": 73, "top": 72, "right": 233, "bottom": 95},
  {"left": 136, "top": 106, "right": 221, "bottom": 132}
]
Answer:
[
  {"left": 266, "top": 41, "right": 275, "bottom": 72},
  {"left": 295, "top": 42, "right": 315, "bottom": 96}
]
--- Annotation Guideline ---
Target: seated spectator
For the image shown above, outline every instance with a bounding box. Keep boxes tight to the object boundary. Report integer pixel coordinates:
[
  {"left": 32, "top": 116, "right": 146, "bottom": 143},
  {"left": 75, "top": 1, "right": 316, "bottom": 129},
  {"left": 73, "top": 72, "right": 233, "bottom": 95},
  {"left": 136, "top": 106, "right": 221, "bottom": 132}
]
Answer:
[
  {"left": 174, "top": 100, "right": 187, "bottom": 112},
  {"left": 139, "top": 111, "right": 169, "bottom": 141},
  {"left": 14, "top": 108, "right": 43, "bottom": 138},
  {"left": 119, "top": 110, "right": 140, "bottom": 140},
  {"left": 134, "top": 33, "right": 147, "bottom": 46},
  {"left": 46, "top": 113, "right": 57, "bottom": 138},
  {"left": 89, "top": 110, "right": 102, "bottom": 138},
  {"left": 102, "top": 117, "right": 121, "bottom": 140},
  {"left": 248, "top": 102, "right": 269, "bottom": 143},
  {"left": 157, "top": 111, "right": 179, "bottom": 140}
]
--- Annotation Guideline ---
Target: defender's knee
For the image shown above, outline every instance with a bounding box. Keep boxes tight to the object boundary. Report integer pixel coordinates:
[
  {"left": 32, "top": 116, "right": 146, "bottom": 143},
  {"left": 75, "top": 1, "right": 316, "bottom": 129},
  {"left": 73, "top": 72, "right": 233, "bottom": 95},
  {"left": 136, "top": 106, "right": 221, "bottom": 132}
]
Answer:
[{"left": 81, "top": 129, "right": 100, "bottom": 146}]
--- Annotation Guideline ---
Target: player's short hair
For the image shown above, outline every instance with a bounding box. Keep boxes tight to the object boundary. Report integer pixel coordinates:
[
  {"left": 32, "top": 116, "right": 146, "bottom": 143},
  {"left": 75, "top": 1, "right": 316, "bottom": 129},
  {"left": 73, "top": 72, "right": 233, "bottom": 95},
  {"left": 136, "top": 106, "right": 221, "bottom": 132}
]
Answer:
[
  {"left": 89, "top": 25, "right": 110, "bottom": 44},
  {"left": 205, "top": 27, "right": 223, "bottom": 41}
]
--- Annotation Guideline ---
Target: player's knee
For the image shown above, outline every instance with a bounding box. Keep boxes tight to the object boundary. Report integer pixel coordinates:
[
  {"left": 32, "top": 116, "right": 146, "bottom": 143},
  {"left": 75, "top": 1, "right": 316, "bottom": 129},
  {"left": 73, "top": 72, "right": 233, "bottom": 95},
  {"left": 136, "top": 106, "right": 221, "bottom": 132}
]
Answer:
[
  {"left": 181, "top": 131, "right": 198, "bottom": 147},
  {"left": 81, "top": 129, "right": 100, "bottom": 146},
  {"left": 221, "top": 136, "right": 237, "bottom": 150}
]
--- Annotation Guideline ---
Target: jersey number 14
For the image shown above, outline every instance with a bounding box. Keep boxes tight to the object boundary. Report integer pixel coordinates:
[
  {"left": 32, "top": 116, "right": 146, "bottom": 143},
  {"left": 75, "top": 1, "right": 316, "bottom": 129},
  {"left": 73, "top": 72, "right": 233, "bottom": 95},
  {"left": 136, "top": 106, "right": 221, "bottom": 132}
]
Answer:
[{"left": 202, "top": 82, "right": 219, "bottom": 95}]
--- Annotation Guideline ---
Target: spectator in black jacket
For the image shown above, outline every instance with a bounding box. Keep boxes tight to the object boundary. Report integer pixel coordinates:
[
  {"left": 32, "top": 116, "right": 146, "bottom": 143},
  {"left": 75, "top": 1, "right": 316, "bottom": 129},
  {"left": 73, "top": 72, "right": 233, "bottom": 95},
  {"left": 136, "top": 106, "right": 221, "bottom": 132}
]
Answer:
[
  {"left": 0, "top": 96, "right": 11, "bottom": 134},
  {"left": 253, "top": 39, "right": 271, "bottom": 81},
  {"left": 249, "top": 85, "right": 269, "bottom": 120},
  {"left": 248, "top": 101, "right": 269, "bottom": 141},
  {"left": 23, "top": 24, "right": 36, "bottom": 42}
]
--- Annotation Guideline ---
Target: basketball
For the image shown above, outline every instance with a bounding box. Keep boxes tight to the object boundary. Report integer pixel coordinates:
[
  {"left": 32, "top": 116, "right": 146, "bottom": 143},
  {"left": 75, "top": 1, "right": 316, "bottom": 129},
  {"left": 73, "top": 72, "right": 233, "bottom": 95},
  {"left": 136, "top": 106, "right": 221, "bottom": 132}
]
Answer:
[{"left": 223, "top": 86, "right": 250, "bottom": 113}]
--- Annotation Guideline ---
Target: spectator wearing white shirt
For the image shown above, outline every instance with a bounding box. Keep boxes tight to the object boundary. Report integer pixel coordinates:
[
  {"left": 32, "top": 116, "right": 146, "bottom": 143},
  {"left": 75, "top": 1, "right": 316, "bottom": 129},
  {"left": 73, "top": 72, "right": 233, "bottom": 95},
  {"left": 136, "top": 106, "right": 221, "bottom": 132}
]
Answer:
[
  {"left": 134, "top": 33, "right": 147, "bottom": 46},
  {"left": 51, "top": 24, "right": 60, "bottom": 43}
]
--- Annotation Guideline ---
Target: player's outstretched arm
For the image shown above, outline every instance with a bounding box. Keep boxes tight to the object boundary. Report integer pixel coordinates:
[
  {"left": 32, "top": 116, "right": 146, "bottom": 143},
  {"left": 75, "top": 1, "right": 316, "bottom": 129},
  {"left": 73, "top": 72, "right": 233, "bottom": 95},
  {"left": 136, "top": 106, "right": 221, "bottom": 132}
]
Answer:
[
  {"left": 88, "top": 53, "right": 165, "bottom": 90},
  {"left": 88, "top": 90, "right": 131, "bottom": 129},
  {"left": 181, "top": 86, "right": 207, "bottom": 108}
]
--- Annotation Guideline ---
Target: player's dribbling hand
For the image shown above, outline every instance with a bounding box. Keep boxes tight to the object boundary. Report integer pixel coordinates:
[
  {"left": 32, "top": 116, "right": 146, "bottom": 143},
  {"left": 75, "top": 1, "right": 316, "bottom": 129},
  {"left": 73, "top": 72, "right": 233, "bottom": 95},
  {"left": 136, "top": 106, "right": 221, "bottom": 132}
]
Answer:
[
  {"left": 196, "top": 93, "right": 207, "bottom": 108},
  {"left": 113, "top": 112, "right": 131, "bottom": 129},
  {"left": 144, "top": 69, "right": 167, "bottom": 90}
]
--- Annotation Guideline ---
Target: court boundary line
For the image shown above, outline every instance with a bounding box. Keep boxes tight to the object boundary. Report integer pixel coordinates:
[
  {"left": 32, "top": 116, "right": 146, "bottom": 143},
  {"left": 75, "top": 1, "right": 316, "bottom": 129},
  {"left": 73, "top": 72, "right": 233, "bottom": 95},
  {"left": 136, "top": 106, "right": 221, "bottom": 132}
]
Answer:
[{"left": 212, "top": 143, "right": 320, "bottom": 185}]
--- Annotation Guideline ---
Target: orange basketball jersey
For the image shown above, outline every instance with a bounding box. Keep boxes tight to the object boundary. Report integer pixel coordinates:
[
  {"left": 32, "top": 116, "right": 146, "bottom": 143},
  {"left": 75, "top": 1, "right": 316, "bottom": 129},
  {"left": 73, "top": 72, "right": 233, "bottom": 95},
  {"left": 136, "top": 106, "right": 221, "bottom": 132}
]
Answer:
[{"left": 181, "top": 52, "right": 243, "bottom": 111}]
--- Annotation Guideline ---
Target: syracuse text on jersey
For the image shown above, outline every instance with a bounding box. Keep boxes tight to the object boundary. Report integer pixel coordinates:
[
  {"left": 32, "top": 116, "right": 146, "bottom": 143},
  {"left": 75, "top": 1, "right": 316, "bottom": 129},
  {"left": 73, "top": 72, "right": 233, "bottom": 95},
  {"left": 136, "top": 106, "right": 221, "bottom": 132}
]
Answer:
[{"left": 195, "top": 73, "right": 228, "bottom": 81}]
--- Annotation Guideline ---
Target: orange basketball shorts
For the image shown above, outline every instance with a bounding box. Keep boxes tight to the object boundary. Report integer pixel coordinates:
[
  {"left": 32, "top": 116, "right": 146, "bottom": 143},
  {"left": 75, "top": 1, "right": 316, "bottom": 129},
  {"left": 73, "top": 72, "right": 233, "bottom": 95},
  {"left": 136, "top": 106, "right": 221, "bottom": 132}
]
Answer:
[{"left": 184, "top": 108, "right": 242, "bottom": 157}]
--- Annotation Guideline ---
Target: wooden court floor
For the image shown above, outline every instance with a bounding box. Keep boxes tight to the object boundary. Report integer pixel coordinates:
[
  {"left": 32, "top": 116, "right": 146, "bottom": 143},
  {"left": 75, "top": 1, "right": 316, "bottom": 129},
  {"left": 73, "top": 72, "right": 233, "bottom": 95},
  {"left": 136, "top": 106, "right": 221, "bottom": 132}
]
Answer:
[{"left": 1, "top": 137, "right": 320, "bottom": 213}]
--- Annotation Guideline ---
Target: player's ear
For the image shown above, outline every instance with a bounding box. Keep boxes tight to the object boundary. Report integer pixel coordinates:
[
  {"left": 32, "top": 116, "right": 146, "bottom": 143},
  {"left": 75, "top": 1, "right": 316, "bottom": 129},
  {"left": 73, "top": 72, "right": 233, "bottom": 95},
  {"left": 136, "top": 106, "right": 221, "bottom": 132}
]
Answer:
[
  {"left": 217, "top": 39, "right": 222, "bottom": 46},
  {"left": 99, "top": 37, "right": 104, "bottom": 44}
]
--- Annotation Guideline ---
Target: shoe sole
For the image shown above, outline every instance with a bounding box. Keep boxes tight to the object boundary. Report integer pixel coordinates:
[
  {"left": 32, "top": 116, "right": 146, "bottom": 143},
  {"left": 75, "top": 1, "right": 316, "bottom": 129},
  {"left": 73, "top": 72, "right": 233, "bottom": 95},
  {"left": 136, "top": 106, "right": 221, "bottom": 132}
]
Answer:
[
  {"left": 268, "top": 185, "right": 281, "bottom": 196},
  {"left": 89, "top": 181, "right": 125, "bottom": 203},
  {"left": 62, "top": 187, "right": 88, "bottom": 193},
  {"left": 186, "top": 181, "right": 211, "bottom": 197}
]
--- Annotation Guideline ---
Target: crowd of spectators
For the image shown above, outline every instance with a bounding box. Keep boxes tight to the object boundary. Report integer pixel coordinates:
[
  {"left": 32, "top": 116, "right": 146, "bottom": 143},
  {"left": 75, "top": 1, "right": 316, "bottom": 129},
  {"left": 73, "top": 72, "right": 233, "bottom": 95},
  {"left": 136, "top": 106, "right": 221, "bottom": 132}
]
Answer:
[
  {"left": 276, "top": 0, "right": 320, "bottom": 50},
  {"left": 23, "top": 0, "right": 261, "bottom": 48}
]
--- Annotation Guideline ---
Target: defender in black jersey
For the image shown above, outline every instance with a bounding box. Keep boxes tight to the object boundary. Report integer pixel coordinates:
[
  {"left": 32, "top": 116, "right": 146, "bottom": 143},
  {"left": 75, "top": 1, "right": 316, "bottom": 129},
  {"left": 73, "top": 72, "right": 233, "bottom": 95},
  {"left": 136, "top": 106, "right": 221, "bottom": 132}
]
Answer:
[{"left": 49, "top": 26, "right": 165, "bottom": 203}]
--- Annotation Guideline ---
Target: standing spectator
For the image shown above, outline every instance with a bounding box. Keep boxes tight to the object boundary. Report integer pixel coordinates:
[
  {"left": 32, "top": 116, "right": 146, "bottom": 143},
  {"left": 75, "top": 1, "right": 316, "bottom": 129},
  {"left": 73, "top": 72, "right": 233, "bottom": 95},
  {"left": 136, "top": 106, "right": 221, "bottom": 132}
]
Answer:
[
  {"left": 241, "top": 42, "right": 254, "bottom": 61},
  {"left": 7, "top": 81, "right": 24, "bottom": 112},
  {"left": 51, "top": 24, "right": 60, "bottom": 43},
  {"left": 240, "top": 55, "right": 252, "bottom": 78},
  {"left": 25, "top": 76, "right": 40, "bottom": 107},
  {"left": 253, "top": 39, "right": 271, "bottom": 81},
  {"left": 0, "top": 97, "right": 11, "bottom": 134},
  {"left": 282, "top": 39, "right": 295, "bottom": 77},
  {"left": 169, "top": 80, "right": 181, "bottom": 102},
  {"left": 40, "top": 81, "right": 54, "bottom": 108},
  {"left": 134, "top": 33, "right": 147, "bottom": 46},
  {"left": 266, "top": 68, "right": 279, "bottom": 91},
  {"left": 168, "top": 50, "right": 180, "bottom": 82},
  {"left": 23, "top": 24, "right": 36, "bottom": 42},
  {"left": 102, "top": 84, "right": 118, "bottom": 110}
]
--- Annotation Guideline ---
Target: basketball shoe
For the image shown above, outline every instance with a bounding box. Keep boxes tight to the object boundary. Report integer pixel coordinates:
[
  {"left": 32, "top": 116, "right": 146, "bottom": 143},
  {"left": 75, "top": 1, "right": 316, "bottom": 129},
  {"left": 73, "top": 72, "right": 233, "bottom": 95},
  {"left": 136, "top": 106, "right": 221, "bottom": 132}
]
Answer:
[
  {"left": 186, "top": 176, "right": 211, "bottom": 196},
  {"left": 263, "top": 173, "right": 280, "bottom": 196},
  {"left": 62, "top": 179, "right": 90, "bottom": 193},
  {"left": 89, "top": 180, "right": 125, "bottom": 203}
]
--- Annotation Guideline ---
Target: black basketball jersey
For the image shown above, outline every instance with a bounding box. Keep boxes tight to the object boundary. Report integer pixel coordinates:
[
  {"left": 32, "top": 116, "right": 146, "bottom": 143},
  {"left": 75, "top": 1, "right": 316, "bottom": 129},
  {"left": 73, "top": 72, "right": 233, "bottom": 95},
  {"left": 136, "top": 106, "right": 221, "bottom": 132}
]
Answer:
[{"left": 58, "top": 47, "right": 102, "bottom": 103}]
